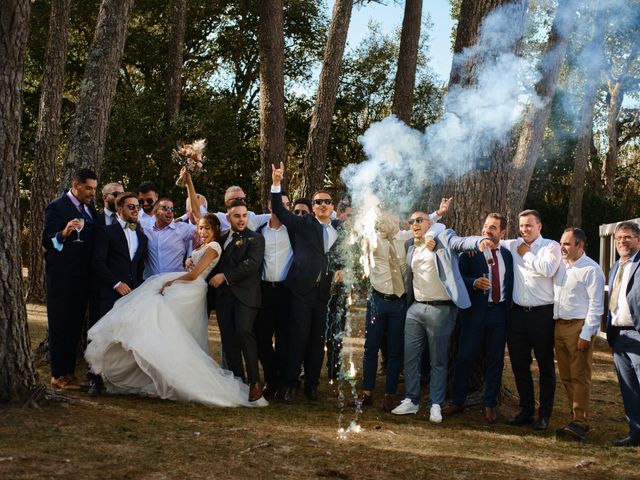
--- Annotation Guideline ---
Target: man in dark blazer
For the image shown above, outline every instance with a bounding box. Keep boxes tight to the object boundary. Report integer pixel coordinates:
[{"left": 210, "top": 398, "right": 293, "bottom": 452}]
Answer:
[
  {"left": 606, "top": 221, "right": 640, "bottom": 447},
  {"left": 90, "top": 192, "right": 148, "bottom": 395},
  {"left": 96, "top": 182, "right": 124, "bottom": 226},
  {"left": 42, "top": 168, "right": 100, "bottom": 390},
  {"left": 443, "top": 213, "right": 513, "bottom": 423},
  {"left": 209, "top": 199, "right": 265, "bottom": 402},
  {"left": 270, "top": 162, "right": 342, "bottom": 403}
]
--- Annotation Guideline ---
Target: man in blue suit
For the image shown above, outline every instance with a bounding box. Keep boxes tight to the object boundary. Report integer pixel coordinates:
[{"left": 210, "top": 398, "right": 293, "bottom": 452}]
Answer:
[
  {"left": 391, "top": 211, "right": 491, "bottom": 422},
  {"left": 443, "top": 213, "right": 513, "bottom": 423},
  {"left": 607, "top": 221, "right": 640, "bottom": 447}
]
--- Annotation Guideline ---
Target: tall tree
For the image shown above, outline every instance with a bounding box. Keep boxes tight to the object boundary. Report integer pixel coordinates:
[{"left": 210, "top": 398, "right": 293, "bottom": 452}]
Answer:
[
  {"left": 0, "top": 0, "right": 38, "bottom": 402},
  {"left": 164, "top": 0, "right": 187, "bottom": 126},
  {"left": 436, "top": 0, "right": 527, "bottom": 237},
  {"left": 26, "top": 0, "right": 72, "bottom": 304},
  {"left": 58, "top": 0, "right": 135, "bottom": 189},
  {"left": 258, "top": 0, "right": 286, "bottom": 208},
  {"left": 391, "top": 0, "right": 423, "bottom": 124},
  {"left": 567, "top": 11, "right": 605, "bottom": 227},
  {"left": 507, "top": 0, "right": 579, "bottom": 232},
  {"left": 301, "top": 0, "right": 354, "bottom": 197}
]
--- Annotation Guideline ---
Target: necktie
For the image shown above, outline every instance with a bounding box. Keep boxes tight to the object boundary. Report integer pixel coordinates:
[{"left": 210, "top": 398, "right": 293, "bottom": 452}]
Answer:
[
  {"left": 491, "top": 249, "right": 501, "bottom": 304},
  {"left": 322, "top": 224, "right": 330, "bottom": 253},
  {"left": 78, "top": 205, "right": 93, "bottom": 223},
  {"left": 111, "top": 212, "right": 118, "bottom": 223},
  {"left": 387, "top": 239, "right": 405, "bottom": 297},
  {"left": 609, "top": 259, "right": 629, "bottom": 312}
]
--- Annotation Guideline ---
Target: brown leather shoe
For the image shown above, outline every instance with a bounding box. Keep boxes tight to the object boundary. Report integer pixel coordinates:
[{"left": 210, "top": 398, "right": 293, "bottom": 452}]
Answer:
[
  {"left": 381, "top": 394, "right": 395, "bottom": 412},
  {"left": 442, "top": 403, "right": 464, "bottom": 415},
  {"left": 358, "top": 392, "right": 373, "bottom": 406},
  {"left": 248, "top": 383, "right": 263, "bottom": 402},
  {"left": 51, "top": 375, "right": 81, "bottom": 391},
  {"left": 484, "top": 406, "right": 498, "bottom": 424}
]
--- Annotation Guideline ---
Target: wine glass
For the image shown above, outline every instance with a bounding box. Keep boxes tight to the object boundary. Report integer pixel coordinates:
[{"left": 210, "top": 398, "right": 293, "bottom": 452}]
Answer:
[{"left": 74, "top": 217, "right": 85, "bottom": 242}]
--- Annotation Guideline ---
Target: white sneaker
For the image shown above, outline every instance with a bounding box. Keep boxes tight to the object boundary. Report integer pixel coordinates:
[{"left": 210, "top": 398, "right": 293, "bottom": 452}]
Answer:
[
  {"left": 430, "top": 404, "right": 442, "bottom": 423},
  {"left": 391, "top": 398, "right": 419, "bottom": 415}
]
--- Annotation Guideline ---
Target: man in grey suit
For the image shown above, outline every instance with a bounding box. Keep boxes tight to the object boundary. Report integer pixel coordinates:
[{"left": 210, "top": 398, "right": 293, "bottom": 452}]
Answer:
[
  {"left": 607, "top": 221, "right": 640, "bottom": 447},
  {"left": 391, "top": 211, "right": 491, "bottom": 422}
]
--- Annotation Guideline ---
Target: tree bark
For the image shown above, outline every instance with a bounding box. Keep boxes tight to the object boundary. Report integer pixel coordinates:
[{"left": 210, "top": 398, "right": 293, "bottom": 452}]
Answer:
[
  {"left": 26, "top": 0, "right": 72, "bottom": 305},
  {"left": 0, "top": 0, "right": 38, "bottom": 402},
  {"left": 258, "top": 0, "right": 286, "bottom": 209},
  {"left": 506, "top": 0, "right": 579, "bottom": 234},
  {"left": 602, "top": 40, "right": 640, "bottom": 197},
  {"left": 164, "top": 0, "right": 187, "bottom": 125},
  {"left": 391, "top": 0, "right": 423, "bottom": 124},
  {"left": 567, "top": 13, "right": 605, "bottom": 227},
  {"left": 58, "top": 0, "right": 135, "bottom": 189},
  {"left": 301, "top": 0, "right": 353, "bottom": 198}
]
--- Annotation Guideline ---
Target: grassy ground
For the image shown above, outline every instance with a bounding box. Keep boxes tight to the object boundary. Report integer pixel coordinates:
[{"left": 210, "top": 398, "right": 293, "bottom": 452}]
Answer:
[{"left": 0, "top": 304, "right": 638, "bottom": 480}]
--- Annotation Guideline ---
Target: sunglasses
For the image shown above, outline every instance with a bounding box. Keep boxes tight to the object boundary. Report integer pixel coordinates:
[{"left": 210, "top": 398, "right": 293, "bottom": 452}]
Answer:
[
  {"left": 108, "top": 191, "right": 122, "bottom": 197},
  {"left": 125, "top": 204, "right": 141, "bottom": 211},
  {"left": 408, "top": 217, "right": 427, "bottom": 225},
  {"left": 140, "top": 198, "right": 156, "bottom": 205},
  {"left": 159, "top": 205, "right": 175, "bottom": 212},
  {"left": 229, "top": 197, "right": 246, "bottom": 204},
  {"left": 313, "top": 198, "right": 333, "bottom": 206},
  {"left": 293, "top": 209, "right": 308, "bottom": 216}
]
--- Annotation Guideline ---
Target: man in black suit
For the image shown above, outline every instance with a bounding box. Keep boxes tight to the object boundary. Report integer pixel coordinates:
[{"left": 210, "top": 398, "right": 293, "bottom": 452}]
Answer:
[
  {"left": 97, "top": 182, "right": 124, "bottom": 226},
  {"left": 42, "top": 168, "right": 99, "bottom": 390},
  {"left": 270, "top": 162, "right": 342, "bottom": 403},
  {"left": 209, "top": 199, "right": 265, "bottom": 402},
  {"left": 443, "top": 213, "right": 513, "bottom": 423},
  {"left": 90, "top": 193, "right": 149, "bottom": 395}
]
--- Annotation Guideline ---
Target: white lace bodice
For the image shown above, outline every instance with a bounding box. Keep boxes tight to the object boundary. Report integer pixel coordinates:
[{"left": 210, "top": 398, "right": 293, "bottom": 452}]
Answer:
[{"left": 190, "top": 242, "right": 222, "bottom": 279}]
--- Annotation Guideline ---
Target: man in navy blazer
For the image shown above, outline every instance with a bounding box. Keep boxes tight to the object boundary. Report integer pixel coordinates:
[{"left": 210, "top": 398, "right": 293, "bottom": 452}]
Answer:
[
  {"left": 270, "top": 162, "right": 342, "bottom": 403},
  {"left": 444, "top": 213, "right": 513, "bottom": 423},
  {"left": 606, "top": 221, "right": 640, "bottom": 447},
  {"left": 42, "top": 168, "right": 100, "bottom": 390}
]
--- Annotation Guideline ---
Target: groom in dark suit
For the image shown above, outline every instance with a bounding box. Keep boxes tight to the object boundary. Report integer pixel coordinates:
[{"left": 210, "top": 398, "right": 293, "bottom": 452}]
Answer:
[
  {"left": 42, "top": 168, "right": 100, "bottom": 390},
  {"left": 270, "top": 162, "right": 342, "bottom": 403},
  {"left": 90, "top": 192, "right": 148, "bottom": 395},
  {"left": 443, "top": 213, "right": 513, "bottom": 423},
  {"left": 209, "top": 199, "right": 265, "bottom": 402}
]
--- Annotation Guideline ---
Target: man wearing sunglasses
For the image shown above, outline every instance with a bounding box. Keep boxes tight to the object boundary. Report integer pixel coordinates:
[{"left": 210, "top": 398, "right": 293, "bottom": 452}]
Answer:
[
  {"left": 90, "top": 193, "right": 149, "bottom": 396},
  {"left": 137, "top": 181, "right": 159, "bottom": 230},
  {"left": 392, "top": 211, "right": 493, "bottom": 422},
  {"left": 98, "top": 182, "right": 124, "bottom": 226},
  {"left": 270, "top": 162, "right": 342, "bottom": 403}
]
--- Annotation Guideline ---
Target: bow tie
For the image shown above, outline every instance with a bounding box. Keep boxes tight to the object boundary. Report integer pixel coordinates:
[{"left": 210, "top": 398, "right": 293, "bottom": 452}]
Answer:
[
  {"left": 414, "top": 237, "right": 425, "bottom": 246},
  {"left": 125, "top": 222, "right": 137, "bottom": 231}
]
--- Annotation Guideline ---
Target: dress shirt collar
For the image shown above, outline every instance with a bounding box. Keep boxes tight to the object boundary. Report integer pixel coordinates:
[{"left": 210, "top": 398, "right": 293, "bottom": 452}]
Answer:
[
  {"left": 66, "top": 190, "right": 82, "bottom": 210},
  {"left": 153, "top": 220, "right": 177, "bottom": 231}
]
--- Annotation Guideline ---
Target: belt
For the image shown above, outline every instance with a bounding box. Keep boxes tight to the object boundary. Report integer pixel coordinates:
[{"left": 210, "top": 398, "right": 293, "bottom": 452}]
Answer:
[
  {"left": 262, "top": 280, "right": 285, "bottom": 287},
  {"left": 513, "top": 303, "right": 552, "bottom": 312},
  {"left": 416, "top": 300, "right": 454, "bottom": 306},
  {"left": 372, "top": 289, "right": 405, "bottom": 301},
  {"left": 556, "top": 318, "right": 583, "bottom": 323},
  {"left": 614, "top": 326, "right": 637, "bottom": 331}
]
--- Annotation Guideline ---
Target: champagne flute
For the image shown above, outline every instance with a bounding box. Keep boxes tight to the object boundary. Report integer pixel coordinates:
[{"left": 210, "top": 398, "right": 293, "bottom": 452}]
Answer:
[{"left": 74, "top": 217, "right": 85, "bottom": 242}]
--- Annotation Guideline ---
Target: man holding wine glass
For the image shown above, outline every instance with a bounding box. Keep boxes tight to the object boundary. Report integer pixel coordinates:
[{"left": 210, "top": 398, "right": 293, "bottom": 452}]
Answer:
[{"left": 42, "top": 168, "right": 99, "bottom": 391}]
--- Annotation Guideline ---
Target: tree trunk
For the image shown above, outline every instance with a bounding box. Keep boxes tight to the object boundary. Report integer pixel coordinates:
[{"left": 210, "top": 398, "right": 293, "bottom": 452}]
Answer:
[
  {"left": 391, "top": 0, "right": 423, "bottom": 124},
  {"left": 567, "top": 13, "right": 605, "bottom": 227},
  {"left": 258, "top": 0, "right": 286, "bottom": 209},
  {"left": 0, "top": 0, "right": 38, "bottom": 402},
  {"left": 506, "top": 0, "right": 579, "bottom": 234},
  {"left": 26, "top": 0, "right": 72, "bottom": 305},
  {"left": 602, "top": 40, "right": 640, "bottom": 197},
  {"left": 164, "top": 0, "right": 187, "bottom": 126},
  {"left": 301, "top": 0, "right": 353, "bottom": 198},
  {"left": 58, "top": 0, "right": 135, "bottom": 189}
]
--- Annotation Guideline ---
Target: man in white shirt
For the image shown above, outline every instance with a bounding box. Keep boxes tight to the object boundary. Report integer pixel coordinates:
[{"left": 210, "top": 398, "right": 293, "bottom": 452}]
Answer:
[
  {"left": 503, "top": 209, "right": 562, "bottom": 431},
  {"left": 553, "top": 228, "right": 605, "bottom": 440},
  {"left": 606, "top": 221, "right": 640, "bottom": 447}
]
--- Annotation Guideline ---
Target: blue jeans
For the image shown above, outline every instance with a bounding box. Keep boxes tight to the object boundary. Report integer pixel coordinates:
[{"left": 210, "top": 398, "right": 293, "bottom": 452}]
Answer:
[
  {"left": 612, "top": 328, "right": 640, "bottom": 440},
  {"left": 362, "top": 290, "right": 406, "bottom": 394},
  {"left": 403, "top": 302, "right": 457, "bottom": 405},
  {"left": 452, "top": 302, "right": 508, "bottom": 407}
]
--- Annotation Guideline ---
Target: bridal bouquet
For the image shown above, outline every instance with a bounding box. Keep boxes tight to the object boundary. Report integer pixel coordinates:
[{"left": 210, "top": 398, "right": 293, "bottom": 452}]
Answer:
[{"left": 173, "top": 139, "right": 207, "bottom": 187}]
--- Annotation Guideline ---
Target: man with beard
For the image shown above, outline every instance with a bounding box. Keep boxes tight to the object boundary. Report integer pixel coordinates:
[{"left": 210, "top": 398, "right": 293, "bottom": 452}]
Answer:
[
  {"left": 97, "top": 182, "right": 124, "bottom": 226},
  {"left": 137, "top": 181, "right": 159, "bottom": 230}
]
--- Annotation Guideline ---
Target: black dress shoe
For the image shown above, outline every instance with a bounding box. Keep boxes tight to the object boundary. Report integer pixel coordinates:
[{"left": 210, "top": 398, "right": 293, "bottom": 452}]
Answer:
[
  {"left": 532, "top": 416, "right": 549, "bottom": 430},
  {"left": 283, "top": 387, "right": 297, "bottom": 404},
  {"left": 87, "top": 381, "right": 102, "bottom": 397},
  {"left": 506, "top": 412, "right": 534, "bottom": 426},
  {"left": 612, "top": 436, "right": 640, "bottom": 447},
  {"left": 304, "top": 387, "right": 319, "bottom": 402}
]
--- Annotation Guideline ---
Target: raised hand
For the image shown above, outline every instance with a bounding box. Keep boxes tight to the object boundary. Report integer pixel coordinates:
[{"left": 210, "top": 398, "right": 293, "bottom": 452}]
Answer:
[
  {"left": 436, "top": 197, "right": 453, "bottom": 217},
  {"left": 271, "top": 161, "right": 284, "bottom": 186},
  {"left": 479, "top": 239, "right": 493, "bottom": 252}
]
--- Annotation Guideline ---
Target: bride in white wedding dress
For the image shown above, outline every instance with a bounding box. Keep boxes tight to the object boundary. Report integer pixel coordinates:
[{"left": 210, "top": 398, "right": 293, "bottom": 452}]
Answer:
[{"left": 85, "top": 213, "right": 267, "bottom": 407}]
